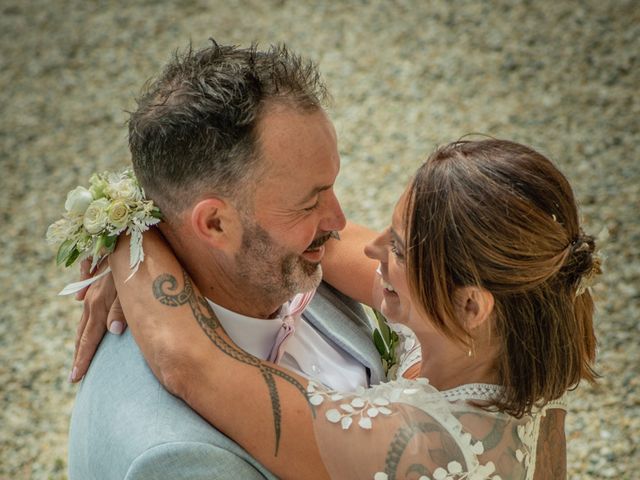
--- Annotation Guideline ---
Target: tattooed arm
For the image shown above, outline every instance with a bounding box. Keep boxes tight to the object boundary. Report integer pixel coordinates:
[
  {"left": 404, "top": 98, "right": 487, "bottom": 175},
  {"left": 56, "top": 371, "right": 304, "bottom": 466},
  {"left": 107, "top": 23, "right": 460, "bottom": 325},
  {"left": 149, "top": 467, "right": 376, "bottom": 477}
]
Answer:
[
  {"left": 322, "top": 221, "right": 379, "bottom": 307},
  {"left": 109, "top": 230, "right": 329, "bottom": 479},
  {"left": 109, "top": 230, "right": 472, "bottom": 480}
]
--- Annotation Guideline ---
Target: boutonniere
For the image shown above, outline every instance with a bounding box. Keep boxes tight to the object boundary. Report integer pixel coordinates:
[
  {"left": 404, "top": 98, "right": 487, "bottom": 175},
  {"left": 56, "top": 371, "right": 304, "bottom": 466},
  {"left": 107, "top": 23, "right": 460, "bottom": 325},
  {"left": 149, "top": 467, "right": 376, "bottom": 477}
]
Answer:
[
  {"left": 46, "top": 167, "right": 162, "bottom": 288},
  {"left": 364, "top": 306, "right": 400, "bottom": 380}
]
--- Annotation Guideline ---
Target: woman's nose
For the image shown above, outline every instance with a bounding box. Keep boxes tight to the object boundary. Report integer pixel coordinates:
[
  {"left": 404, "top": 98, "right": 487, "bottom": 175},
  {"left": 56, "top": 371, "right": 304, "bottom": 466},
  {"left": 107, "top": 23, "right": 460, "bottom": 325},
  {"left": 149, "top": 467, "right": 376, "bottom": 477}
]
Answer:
[{"left": 364, "top": 230, "right": 388, "bottom": 262}]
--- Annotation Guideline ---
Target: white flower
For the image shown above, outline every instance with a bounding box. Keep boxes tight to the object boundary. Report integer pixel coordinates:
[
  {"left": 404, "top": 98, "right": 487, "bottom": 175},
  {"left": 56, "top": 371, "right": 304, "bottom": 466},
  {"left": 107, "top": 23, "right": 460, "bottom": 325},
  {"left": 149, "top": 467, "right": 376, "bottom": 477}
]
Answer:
[
  {"left": 108, "top": 200, "right": 130, "bottom": 230},
  {"left": 88, "top": 173, "right": 109, "bottom": 199},
  {"left": 107, "top": 177, "right": 142, "bottom": 202},
  {"left": 340, "top": 416, "right": 353, "bottom": 430},
  {"left": 447, "top": 461, "right": 462, "bottom": 474},
  {"left": 65, "top": 186, "right": 94, "bottom": 215},
  {"left": 433, "top": 467, "right": 447, "bottom": 480},
  {"left": 326, "top": 409, "right": 342, "bottom": 423},
  {"left": 46, "top": 218, "right": 77, "bottom": 245},
  {"left": 50, "top": 167, "right": 162, "bottom": 283},
  {"left": 83, "top": 198, "right": 110, "bottom": 234},
  {"left": 358, "top": 417, "right": 372, "bottom": 429}
]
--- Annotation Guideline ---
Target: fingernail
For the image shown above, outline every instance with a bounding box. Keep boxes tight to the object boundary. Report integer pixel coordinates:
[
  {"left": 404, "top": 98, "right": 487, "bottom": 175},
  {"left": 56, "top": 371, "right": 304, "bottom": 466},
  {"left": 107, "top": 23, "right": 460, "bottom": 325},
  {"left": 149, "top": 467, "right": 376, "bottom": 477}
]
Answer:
[
  {"left": 68, "top": 367, "right": 78, "bottom": 383},
  {"left": 109, "top": 321, "right": 124, "bottom": 335}
]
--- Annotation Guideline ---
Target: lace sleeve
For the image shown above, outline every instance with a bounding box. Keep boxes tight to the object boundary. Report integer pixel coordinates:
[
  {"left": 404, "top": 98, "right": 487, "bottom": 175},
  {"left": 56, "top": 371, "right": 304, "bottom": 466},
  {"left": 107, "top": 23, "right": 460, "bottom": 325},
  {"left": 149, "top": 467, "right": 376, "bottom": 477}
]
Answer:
[{"left": 308, "top": 379, "right": 536, "bottom": 480}]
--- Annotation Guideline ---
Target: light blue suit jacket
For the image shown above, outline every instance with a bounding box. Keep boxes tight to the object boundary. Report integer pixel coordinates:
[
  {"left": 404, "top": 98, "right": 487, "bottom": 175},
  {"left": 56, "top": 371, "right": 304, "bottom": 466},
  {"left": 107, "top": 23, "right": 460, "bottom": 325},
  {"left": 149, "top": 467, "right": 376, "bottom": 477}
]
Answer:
[{"left": 68, "top": 283, "right": 385, "bottom": 479}]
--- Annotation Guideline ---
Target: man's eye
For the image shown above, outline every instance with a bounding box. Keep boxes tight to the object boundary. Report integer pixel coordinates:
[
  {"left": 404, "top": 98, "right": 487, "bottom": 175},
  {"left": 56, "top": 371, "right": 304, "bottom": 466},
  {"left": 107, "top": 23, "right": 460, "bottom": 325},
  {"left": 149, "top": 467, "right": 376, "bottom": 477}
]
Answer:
[{"left": 303, "top": 201, "right": 320, "bottom": 212}]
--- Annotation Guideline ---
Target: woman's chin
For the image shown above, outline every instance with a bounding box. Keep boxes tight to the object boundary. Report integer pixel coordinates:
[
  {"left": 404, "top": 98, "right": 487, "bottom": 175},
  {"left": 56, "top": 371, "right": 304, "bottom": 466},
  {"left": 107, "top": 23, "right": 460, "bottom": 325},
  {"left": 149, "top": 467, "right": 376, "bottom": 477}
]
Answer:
[{"left": 380, "top": 300, "right": 408, "bottom": 325}]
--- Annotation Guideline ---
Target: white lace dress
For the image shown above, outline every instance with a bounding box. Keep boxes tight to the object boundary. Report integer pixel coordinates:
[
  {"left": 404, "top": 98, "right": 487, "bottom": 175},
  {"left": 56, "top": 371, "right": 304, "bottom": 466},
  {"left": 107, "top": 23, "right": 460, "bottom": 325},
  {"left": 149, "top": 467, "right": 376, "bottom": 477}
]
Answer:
[{"left": 308, "top": 372, "right": 566, "bottom": 479}]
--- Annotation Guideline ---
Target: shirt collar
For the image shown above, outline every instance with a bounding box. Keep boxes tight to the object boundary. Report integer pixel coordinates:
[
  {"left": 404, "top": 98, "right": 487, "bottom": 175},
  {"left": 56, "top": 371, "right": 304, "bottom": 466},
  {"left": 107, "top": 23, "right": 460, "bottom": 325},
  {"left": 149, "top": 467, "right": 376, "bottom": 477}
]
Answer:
[{"left": 206, "top": 298, "right": 287, "bottom": 360}]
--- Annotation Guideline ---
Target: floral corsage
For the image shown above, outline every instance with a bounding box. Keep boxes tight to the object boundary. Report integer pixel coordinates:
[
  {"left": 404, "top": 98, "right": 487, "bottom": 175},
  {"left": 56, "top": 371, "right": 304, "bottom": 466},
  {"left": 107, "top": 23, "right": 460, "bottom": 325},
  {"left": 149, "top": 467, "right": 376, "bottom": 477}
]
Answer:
[
  {"left": 367, "top": 307, "right": 400, "bottom": 379},
  {"left": 46, "top": 167, "right": 162, "bottom": 294},
  {"left": 364, "top": 306, "right": 422, "bottom": 381}
]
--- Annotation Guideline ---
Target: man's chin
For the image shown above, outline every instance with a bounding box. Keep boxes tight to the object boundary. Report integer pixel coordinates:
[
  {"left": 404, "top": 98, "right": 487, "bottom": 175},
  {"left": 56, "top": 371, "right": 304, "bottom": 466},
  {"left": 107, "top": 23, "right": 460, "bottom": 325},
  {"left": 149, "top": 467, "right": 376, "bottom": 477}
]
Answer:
[{"left": 293, "top": 261, "right": 323, "bottom": 293}]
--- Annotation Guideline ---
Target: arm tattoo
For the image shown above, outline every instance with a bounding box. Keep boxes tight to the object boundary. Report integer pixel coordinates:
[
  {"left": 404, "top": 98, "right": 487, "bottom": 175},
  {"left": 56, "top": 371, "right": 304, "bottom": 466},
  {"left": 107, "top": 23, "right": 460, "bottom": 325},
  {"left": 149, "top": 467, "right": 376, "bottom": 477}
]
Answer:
[
  {"left": 383, "top": 421, "right": 458, "bottom": 480},
  {"left": 152, "top": 270, "right": 315, "bottom": 455}
]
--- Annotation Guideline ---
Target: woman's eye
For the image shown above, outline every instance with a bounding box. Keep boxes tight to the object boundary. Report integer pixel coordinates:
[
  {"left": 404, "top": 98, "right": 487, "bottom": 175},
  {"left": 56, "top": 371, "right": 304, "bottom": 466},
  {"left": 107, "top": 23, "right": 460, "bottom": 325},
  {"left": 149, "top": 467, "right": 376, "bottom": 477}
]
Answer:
[{"left": 390, "top": 239, "right": 404, "bottom": 260}]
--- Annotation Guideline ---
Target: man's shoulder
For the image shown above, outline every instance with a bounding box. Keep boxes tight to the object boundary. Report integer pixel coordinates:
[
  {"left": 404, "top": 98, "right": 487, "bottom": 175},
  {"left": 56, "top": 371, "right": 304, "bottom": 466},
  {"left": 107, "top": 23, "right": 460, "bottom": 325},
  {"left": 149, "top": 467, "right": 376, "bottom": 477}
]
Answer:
[
  {"left": 307, "top": 282, "right": 370, "bottom": 329},
  {"left": 68, "top": 330, "right": 274, "bottom": 480},
  {"left": 122, "top": 442, "right": 271, "bottom": 480}
]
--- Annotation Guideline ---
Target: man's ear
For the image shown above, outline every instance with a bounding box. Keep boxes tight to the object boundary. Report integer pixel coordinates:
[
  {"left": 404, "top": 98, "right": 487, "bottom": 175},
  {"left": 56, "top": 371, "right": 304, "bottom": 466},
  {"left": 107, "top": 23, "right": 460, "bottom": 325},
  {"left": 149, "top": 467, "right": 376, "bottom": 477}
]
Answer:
[
  {"left": 456, "top": 286, "right": 495, "bottom": 331},
  {"left": 190, "top": 198, "right": 240, "bottom": 249}
]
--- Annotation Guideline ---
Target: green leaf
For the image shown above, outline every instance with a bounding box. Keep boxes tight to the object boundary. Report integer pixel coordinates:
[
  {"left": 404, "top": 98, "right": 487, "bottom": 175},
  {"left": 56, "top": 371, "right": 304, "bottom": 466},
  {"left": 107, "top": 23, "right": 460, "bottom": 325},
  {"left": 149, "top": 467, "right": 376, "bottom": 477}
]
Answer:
[
  {"left": 377, "top": 311, "right": 395, "bottom": 347},
  {"left": 56, "top": 239, "right": 77, "bottom": 266},
  {"left": 64, "top": 247, "right": 81, "bottom": 267},
  {"left": 103, "top": 235, "right": 117, "bottom": 251},
  {"left": 373, "top": 329, "right": 388, "bottom": 357}
]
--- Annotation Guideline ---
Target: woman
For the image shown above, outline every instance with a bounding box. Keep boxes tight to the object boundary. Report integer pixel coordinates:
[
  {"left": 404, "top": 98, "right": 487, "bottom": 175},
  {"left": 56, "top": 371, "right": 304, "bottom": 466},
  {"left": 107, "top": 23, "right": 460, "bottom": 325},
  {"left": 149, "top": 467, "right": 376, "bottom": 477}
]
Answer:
[{"left": 105, "top": 139, "right": 599, "bottom": 479}]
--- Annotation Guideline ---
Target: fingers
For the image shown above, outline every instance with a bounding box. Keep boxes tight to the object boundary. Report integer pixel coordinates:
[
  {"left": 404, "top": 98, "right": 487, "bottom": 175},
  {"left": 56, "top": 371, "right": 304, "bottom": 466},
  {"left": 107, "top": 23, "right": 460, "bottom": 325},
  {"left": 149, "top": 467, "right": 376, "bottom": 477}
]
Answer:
[
  {"left": 69, "top": 267, "right": 118, "bottom": 383},
  {"left": 72, "top": 300, "right": 91, "bottom": 379},
  {"left": 71, "top": 304, "right": 107, "bottom": 383},
  {"left": 107, "top": 297, "right": 127, "bottom": 335},
  {"left": 75, "top": 258, "right": 92, "bottom": 301}
]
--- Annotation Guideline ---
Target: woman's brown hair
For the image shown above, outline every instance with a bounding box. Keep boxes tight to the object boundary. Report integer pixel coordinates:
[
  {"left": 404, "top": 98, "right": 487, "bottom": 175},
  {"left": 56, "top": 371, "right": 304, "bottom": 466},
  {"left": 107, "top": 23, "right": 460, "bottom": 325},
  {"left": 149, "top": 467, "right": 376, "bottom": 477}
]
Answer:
[{"left": 405, "top": 139, "right": 600, "bottom": 417}]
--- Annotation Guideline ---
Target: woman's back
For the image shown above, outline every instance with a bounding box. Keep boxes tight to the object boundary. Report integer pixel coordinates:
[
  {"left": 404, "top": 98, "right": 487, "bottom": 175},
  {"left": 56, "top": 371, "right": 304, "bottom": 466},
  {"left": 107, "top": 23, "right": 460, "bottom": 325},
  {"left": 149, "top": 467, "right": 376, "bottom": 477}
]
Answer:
[{"left": 309, "top": 377, "right": 567, "bottom": 479}]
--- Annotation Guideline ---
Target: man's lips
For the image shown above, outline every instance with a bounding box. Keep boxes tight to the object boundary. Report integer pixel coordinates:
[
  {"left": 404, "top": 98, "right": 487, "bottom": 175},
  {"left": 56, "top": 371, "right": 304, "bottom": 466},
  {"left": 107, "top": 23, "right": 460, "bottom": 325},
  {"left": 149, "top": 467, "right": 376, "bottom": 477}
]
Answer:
[
  {"left": 302, "top": 245, "right": 325, "bottom": 262},
  {"left": 301, "top": 231, "right": 338, "bottom": 262},
  {"left": 306, "top": 232, "right": 333, "bottom": 251}
]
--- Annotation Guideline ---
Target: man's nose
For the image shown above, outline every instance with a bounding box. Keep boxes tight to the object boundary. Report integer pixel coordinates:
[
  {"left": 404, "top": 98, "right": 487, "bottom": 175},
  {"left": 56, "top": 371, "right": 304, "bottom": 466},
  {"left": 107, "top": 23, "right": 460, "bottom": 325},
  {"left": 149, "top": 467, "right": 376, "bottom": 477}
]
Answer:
[{"left": 320, "top": 191, "right": 346, "bottom": 232}]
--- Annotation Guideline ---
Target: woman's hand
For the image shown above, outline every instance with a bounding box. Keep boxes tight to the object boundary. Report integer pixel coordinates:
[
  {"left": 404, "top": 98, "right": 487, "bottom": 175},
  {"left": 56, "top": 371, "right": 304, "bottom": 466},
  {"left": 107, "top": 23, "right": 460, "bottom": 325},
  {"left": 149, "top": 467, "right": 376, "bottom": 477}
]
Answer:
[{"left": 70, "top": 259, "right": 128, "bottom": 383}]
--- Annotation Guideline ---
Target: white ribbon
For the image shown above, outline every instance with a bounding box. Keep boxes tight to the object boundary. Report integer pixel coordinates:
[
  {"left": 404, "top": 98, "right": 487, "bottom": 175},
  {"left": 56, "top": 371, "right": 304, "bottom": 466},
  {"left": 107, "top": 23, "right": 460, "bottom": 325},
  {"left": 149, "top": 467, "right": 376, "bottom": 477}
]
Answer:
[{"left": 58, "top": 267, "right": 112, "bottom": 296}]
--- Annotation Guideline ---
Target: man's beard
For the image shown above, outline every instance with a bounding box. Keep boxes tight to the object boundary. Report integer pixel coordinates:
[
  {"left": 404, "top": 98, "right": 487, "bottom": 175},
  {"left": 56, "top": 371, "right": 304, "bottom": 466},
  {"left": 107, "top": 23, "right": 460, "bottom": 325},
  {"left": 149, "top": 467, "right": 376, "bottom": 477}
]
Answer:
[{"left": 235, "top": 219, "right": 330, "bottom": 305}]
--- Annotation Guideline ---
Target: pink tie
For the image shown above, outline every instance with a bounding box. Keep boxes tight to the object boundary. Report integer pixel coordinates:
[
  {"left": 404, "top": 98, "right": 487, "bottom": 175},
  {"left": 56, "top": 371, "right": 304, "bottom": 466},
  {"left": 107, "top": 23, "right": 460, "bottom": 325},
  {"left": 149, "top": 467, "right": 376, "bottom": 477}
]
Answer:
[{"left": 267, "top": 289, "right": 316, "bottom": 364}]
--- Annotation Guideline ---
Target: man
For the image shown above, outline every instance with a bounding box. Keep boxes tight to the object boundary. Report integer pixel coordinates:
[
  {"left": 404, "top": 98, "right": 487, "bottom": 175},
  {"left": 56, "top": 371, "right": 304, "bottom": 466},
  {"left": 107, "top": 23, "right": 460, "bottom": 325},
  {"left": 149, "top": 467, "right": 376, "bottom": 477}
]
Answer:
[{"left": 67, "top": 41, "right": 385, "bottom": 479}]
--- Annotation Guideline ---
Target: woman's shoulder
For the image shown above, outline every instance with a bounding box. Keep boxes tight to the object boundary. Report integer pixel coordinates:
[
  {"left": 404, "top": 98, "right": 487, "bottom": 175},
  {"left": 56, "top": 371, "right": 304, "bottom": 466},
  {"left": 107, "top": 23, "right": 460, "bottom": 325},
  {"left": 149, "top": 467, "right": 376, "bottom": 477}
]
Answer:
[{"left": 310, "top": 378, "right": 539, "bottom": 479}]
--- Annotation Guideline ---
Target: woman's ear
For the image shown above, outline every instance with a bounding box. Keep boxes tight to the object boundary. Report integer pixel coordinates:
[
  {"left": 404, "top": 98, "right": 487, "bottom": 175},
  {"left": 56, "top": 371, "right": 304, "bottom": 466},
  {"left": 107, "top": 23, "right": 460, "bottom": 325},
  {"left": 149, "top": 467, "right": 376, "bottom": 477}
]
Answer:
[
  {"left": 190, "top": 198, "right": 240, "bottom": 250},
  {"left": 456, "top": 286, "right": 495, "bottom": 330}
]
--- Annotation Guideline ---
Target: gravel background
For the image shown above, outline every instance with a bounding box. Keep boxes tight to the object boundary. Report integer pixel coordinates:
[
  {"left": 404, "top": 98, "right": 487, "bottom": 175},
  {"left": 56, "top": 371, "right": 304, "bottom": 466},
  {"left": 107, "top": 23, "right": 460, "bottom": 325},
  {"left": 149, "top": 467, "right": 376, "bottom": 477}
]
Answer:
[{"left": 1, "top": 1, "right": 638, "bottom": 478}]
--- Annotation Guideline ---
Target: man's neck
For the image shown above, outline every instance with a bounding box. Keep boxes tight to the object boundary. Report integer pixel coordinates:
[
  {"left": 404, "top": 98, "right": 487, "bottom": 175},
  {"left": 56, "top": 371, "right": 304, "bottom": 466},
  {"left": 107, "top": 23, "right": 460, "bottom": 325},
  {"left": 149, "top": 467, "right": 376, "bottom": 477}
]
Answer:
[
  {"left": 161, "top": 223, "right": 289, "bottom": 318},
  {"left": 191, "top": 265, "right": 285, "bottom": 319},
  {"left": 176, "top": 250, "right": 286, "bottom": 319}
]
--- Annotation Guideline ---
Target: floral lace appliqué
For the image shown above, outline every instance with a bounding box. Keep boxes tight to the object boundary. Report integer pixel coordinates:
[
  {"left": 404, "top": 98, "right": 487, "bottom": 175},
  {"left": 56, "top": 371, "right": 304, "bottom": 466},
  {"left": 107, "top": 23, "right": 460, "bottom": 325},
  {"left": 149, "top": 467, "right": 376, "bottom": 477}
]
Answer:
[{"left": 307, "top": 379, "right": 507, "bottom": 480}]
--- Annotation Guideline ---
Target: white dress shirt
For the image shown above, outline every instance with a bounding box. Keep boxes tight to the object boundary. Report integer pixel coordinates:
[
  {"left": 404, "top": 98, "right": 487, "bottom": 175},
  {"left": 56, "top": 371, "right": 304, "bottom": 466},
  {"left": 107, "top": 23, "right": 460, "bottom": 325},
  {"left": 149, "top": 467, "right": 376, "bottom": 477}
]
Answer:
[{"left": 206, "top": 297, "right": 368, "bottom": 392}]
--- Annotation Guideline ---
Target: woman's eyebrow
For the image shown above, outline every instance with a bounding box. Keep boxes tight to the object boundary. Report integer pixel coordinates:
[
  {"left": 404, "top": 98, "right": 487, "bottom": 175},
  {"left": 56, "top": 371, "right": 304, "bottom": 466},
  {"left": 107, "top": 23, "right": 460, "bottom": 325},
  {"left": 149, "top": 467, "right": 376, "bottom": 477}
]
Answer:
[{"left": 390, "top": 227, "right": 405, "bottom": 248}]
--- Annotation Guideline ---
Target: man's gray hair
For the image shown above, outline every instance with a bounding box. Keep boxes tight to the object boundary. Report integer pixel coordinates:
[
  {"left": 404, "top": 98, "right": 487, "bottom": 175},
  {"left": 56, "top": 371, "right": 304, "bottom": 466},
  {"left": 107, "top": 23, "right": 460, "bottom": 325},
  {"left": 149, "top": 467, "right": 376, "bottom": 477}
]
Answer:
[{"left": 128, "top": 40, "right": 329, "bottom": 219}]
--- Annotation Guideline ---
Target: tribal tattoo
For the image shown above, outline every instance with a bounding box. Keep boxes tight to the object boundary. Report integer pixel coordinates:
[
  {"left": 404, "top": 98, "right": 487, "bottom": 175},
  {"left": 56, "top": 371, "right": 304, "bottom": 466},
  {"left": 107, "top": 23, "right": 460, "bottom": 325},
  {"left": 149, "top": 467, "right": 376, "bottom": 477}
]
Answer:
[
  {"left": 152, "top": 270, "right": 314, "bottom": 455},
  {"left": 382, "top": 420, "right": 458, "bottom": 480}
]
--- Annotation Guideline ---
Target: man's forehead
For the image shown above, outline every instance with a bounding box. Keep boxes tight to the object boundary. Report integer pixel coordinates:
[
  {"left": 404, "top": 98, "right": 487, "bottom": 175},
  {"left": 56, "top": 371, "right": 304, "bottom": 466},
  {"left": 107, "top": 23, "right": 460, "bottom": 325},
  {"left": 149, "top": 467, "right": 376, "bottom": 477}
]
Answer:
[{"left": 252, "top": 105, "right": 339, "bottom": 190}]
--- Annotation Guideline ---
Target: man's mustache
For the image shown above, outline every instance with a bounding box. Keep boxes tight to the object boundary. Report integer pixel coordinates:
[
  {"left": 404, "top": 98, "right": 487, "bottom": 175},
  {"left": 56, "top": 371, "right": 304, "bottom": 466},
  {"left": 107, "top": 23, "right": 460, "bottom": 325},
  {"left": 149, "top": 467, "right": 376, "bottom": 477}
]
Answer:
[{"left": 307, "top": 231, "right": 340, "bottom": 250}]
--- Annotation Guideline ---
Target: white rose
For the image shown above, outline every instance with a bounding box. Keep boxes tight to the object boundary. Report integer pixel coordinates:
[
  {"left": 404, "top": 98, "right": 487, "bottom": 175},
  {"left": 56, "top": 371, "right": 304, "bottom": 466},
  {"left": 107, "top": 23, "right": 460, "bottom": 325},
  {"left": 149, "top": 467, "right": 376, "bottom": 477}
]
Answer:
[
  {"left": 108, "top": 200, "right": 130, "bottom": 229},
  {"left": 107, "top": 178, "right": 141, "bottom": 202},
  {"left": 83, "top": 198, "right": 110, "bottom": 234},
  {"left": 65, "top": 186, "right": 94, "bottom": 215},
  {"left": 46, "top": 218, "right": 75, "bottom": 245}
]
